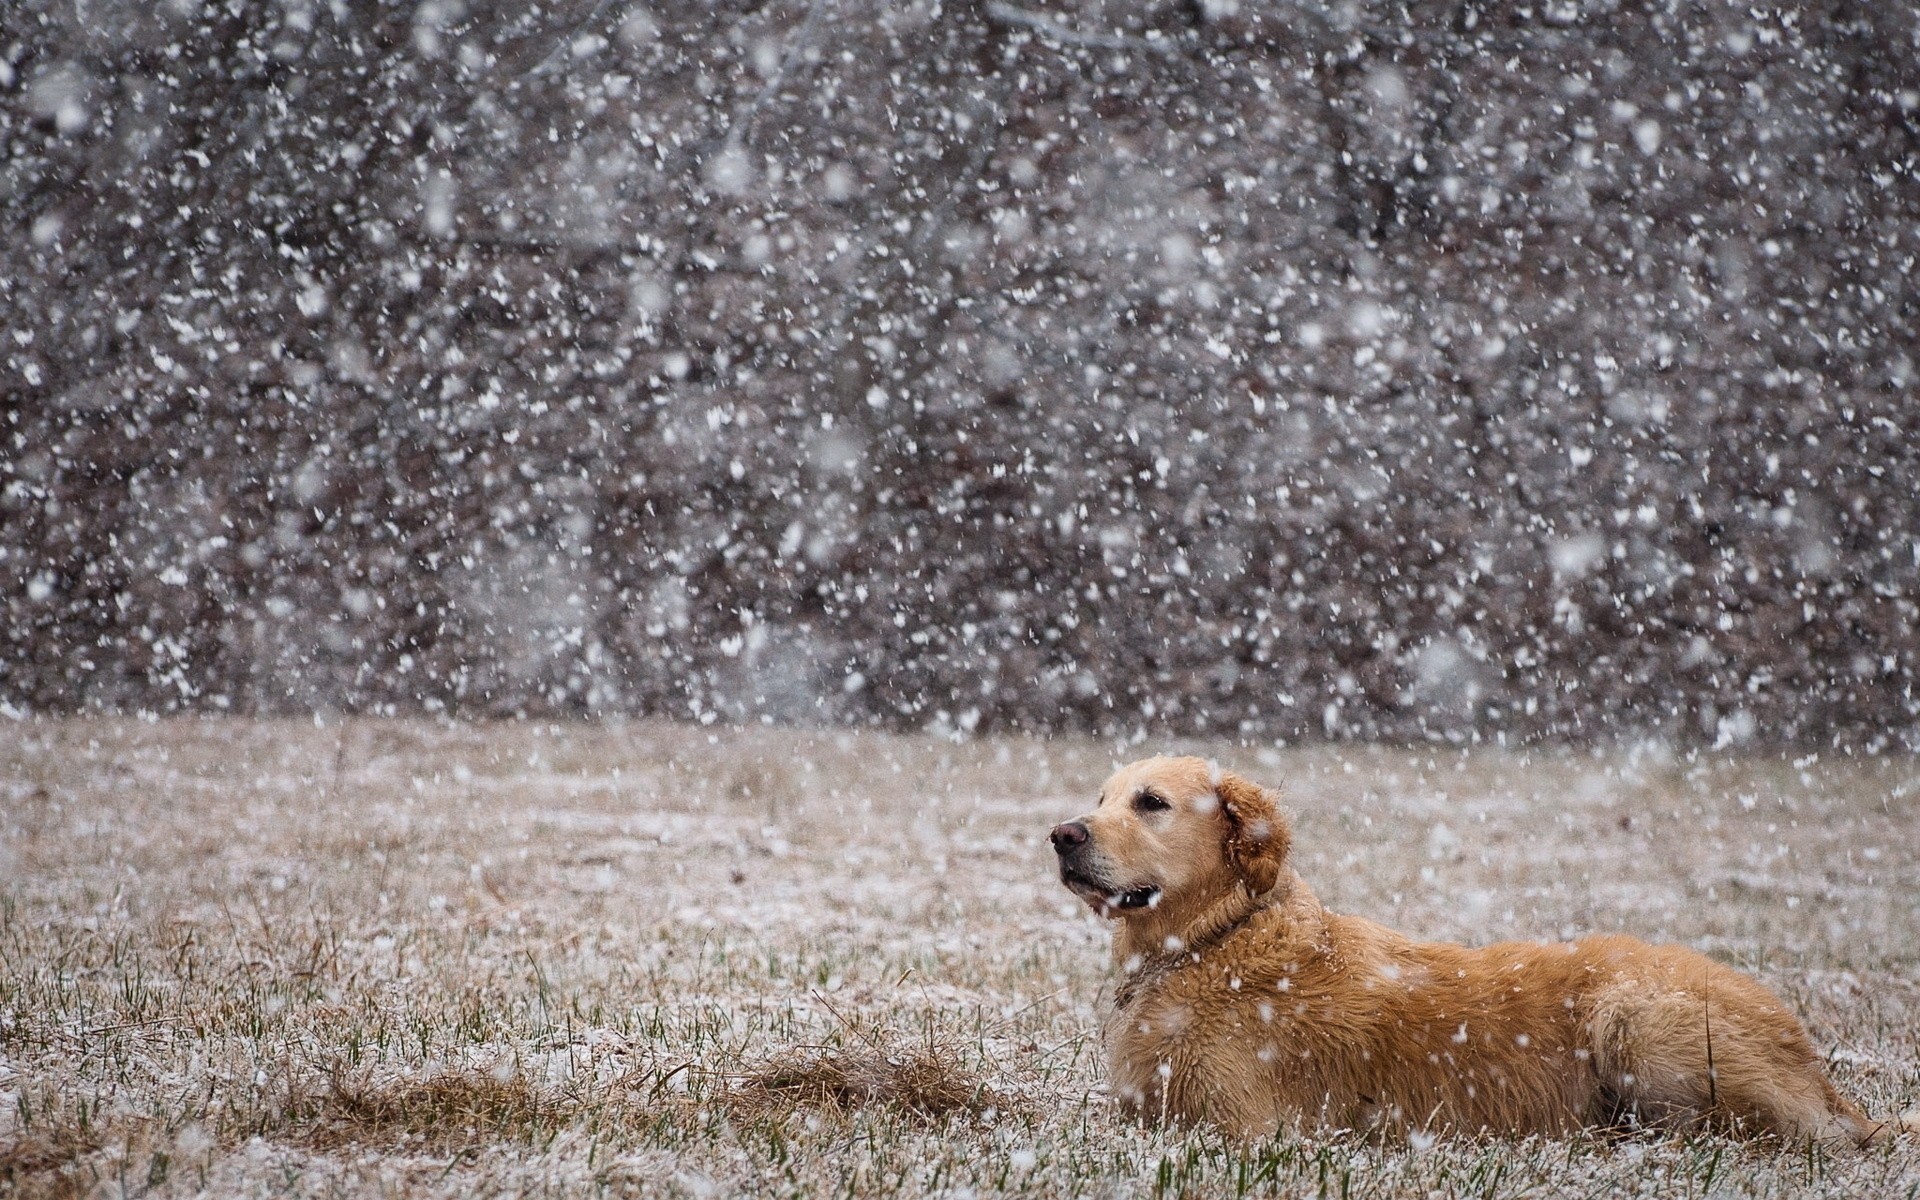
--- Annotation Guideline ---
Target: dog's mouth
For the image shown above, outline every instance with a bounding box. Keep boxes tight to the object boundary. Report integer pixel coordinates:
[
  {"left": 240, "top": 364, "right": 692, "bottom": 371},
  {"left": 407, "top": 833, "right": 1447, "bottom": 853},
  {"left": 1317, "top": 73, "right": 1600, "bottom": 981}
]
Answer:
[{"left": 1061, "top": 867, "right": 1161, "bottom": 914}]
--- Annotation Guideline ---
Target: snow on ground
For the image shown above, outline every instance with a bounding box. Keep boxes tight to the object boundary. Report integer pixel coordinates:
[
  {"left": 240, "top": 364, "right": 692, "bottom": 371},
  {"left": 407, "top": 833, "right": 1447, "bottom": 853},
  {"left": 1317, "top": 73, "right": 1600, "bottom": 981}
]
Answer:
[{"left": 3, "top": 719, "right": 1917, "bottom": 1197}]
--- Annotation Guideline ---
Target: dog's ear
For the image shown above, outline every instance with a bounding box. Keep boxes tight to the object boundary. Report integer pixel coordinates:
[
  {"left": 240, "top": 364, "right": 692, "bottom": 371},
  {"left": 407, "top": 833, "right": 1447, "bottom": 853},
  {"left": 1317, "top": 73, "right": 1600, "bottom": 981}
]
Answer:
[{"left": 1216, "top": 771, "right": 1289, "bottom": 895}]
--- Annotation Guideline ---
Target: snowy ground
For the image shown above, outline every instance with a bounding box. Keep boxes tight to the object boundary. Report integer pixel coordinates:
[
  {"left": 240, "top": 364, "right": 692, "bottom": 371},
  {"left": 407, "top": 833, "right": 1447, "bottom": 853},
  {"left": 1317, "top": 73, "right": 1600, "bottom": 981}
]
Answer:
[{"left": 3, "top": 719, "right": 1918, "bottom": 1197}]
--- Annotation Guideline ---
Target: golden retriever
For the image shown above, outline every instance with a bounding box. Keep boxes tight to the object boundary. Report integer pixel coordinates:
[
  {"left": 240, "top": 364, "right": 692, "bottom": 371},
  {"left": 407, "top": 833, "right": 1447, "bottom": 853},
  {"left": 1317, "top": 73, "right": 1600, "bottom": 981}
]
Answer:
[{"left": 1051, "top": 755, "right": 1919, "bottom": 1144}]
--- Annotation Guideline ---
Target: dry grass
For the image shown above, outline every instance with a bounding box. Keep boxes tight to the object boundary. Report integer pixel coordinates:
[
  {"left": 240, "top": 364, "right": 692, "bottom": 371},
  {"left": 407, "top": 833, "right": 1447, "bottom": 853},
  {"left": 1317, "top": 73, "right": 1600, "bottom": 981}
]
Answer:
[
  {"left": 728, "top": 1029, "right": 1012, "bottom": 1122},
  {"left": 0, "top": 1123, "right": 101, "bottom": 1200},
  {"left": 731, "top": 1044, "right": 989, "bottom": 1118},
  {"left": 2, "top": 718, "right": 1918, "bottom": 1197},
  {"left": 305, "top": 1068, "right": 571, "bottom": 1151}
]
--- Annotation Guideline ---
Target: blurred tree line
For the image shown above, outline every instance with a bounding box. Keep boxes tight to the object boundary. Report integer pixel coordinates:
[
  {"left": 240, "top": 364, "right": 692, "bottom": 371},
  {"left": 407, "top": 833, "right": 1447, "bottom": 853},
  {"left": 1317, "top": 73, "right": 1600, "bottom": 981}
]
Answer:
[{"left": 4, "top": 0, "right": 1918, "bottom": 748}]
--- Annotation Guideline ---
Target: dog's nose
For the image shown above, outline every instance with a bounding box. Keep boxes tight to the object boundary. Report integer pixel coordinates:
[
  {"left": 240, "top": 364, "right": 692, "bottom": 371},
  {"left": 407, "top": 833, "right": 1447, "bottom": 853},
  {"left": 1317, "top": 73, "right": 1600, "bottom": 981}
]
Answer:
[{"left": 1050, "top": 821, "right": 1090, "bottom": 854}]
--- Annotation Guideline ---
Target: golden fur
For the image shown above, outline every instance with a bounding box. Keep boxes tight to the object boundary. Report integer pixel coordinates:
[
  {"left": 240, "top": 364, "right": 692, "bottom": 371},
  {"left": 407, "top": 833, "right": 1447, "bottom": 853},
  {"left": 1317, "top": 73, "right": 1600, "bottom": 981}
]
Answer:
[{"left": 1050, "top": 755, "right": 1919, "bottom": 1144}]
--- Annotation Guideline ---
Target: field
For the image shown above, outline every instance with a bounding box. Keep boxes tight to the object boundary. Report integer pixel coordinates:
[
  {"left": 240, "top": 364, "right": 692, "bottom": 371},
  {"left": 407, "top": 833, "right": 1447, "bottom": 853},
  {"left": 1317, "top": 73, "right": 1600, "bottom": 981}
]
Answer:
[{"left": 3, "top": 719, "right": 1918, "bottom": 1198}]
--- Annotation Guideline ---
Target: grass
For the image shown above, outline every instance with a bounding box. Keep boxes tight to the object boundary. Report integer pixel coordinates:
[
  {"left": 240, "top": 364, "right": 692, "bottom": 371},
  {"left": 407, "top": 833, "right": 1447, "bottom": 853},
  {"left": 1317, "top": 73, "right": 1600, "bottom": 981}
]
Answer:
[
  {"left": 727, "top": 1038, "right": 1007, "bottom": 1121},
  {"left": 1, "top": 718, "right": 1917, "bottom": 1197}
]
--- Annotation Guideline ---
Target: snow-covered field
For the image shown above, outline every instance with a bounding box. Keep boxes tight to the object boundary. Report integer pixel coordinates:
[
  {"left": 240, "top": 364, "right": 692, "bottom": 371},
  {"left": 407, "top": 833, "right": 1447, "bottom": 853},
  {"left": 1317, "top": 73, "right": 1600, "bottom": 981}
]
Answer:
[{"left": 4, "top": 719, "right": 1918, "bottom": 1197}]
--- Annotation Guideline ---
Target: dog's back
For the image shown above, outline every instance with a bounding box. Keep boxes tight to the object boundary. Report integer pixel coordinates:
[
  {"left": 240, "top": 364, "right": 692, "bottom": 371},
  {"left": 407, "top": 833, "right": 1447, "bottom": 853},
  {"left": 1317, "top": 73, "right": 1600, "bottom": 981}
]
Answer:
[{"left": 1109, "top": 891, "right": 1605, "bottom": 1137}]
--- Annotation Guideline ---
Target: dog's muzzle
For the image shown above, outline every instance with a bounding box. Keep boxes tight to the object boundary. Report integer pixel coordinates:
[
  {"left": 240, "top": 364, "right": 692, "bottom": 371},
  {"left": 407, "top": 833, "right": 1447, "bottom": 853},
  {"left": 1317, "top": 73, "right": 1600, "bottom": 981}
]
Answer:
[{"left": 1052, "top": 822, "right": 1160, "bottom": 910}]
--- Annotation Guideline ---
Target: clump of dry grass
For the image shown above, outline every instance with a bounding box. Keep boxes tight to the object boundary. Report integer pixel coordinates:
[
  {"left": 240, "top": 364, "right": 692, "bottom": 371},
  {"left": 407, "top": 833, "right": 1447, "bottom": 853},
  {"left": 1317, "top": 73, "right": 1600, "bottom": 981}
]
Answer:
[
  {"left": 729, "top": 1038, "right": 1008, "bottom": 1121},
  {"left": 301, "top": 1069, "right": 572, "bottom": 1151},
  {"left": 0, "top": 1079, "right": 129, "bottom": 1200},
  {"left": 725, "top": 990, "right": 1017, "bottom": 1122},
  {"left": 0, "top": 1125, "right": 102, "bottom": 1200}
]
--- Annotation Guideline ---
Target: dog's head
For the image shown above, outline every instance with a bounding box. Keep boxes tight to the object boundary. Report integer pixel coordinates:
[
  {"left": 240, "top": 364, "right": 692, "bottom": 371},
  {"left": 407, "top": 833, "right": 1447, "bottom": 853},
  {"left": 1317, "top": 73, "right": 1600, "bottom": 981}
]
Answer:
[{"left": 1049, "top": 756, "right": 1290, "bottom": 932}]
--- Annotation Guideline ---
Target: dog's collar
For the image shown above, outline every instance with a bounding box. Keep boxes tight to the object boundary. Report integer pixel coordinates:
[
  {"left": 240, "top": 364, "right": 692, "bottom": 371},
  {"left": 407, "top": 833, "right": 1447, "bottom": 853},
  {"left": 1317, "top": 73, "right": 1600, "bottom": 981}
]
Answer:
[{"left": 1112, "top": 883, "right": 1280, "bottom": 1010}]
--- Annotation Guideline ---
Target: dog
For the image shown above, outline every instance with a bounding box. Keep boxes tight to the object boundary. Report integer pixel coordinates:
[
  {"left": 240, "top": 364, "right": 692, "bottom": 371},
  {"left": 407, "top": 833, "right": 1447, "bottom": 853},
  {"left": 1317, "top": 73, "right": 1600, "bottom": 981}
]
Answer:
[{"left": 1051, "top": 755, "right": 1919, "bottom": 1144}]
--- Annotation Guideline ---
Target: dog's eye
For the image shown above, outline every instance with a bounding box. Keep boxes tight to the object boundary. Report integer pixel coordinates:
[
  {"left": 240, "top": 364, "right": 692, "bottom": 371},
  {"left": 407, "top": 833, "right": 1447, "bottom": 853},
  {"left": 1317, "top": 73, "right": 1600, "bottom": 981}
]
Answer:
[{"left": 1133, "top": 791, "right": 1171, "bottom": 814}]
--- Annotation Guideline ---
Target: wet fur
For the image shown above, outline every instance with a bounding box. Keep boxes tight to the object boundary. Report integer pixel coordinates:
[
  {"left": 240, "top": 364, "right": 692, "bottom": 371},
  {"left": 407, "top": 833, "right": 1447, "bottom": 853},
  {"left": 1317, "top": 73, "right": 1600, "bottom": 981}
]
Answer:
[{"left": 1059, "top": 756, "right": 1919, "bottom": 1144}]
